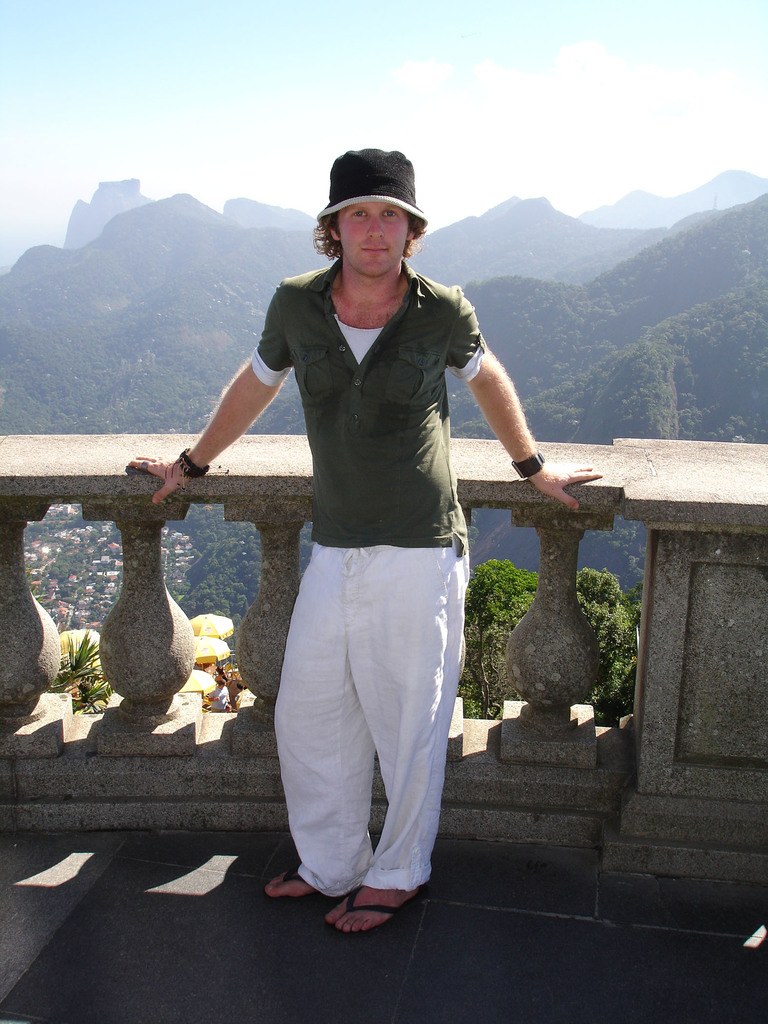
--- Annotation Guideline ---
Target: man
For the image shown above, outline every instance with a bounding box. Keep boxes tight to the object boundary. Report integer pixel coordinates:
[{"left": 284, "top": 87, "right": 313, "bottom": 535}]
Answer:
[{"left": 131, "top": 149, "right": 600, "bottom": 933}]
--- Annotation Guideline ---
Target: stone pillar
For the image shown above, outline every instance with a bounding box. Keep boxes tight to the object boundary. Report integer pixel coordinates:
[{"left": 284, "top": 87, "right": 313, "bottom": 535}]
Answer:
[
  {"left": 502, "top": 510, "right": 613, "bottom": 767},
  {"left": 0, "top": 501, "right": 72, "bottom": 756},
  {"left": 82, "top": 501, "right": 199, "bottom": 755},
  {"left": 603, "top": 525, "right": 768, "bottom": 882},
  {"left": 225, "top": 499, "right": 309, "bottom": 756}
]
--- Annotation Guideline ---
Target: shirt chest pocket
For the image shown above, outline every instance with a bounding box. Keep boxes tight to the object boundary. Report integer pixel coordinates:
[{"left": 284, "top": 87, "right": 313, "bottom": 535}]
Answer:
[
  {"left": 385, "top": 348, "right": 444, "bottom": 404},
  {"left": 291, "top": 346, "right": 334, "bottom": 402}
]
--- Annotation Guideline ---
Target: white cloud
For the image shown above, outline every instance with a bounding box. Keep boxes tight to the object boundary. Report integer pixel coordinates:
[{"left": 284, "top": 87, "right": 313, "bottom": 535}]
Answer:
[{"left": 391, "top": 42, "right": 768, "bottom": 225}]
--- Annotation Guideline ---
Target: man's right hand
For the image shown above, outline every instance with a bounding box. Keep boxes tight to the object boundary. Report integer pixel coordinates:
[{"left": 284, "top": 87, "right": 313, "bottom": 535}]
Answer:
[{"left": 127, "top": 456, "right": 185, "bottom": 504}]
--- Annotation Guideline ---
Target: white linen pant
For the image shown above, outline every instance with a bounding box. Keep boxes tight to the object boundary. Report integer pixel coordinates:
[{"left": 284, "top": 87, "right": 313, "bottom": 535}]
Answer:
[{"left": 275, "top": 543, "right": 469, "bottom": 897}]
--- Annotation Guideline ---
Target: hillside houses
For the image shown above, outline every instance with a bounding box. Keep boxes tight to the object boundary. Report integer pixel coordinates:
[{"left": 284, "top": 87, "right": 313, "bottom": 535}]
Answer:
[{"left": 25, "top": 505, "right": 195, "bottom": 631}]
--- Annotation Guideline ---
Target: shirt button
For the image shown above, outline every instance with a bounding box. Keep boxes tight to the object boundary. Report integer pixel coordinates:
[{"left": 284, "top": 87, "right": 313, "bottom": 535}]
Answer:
[
  {"left": 353, "top": 378, "right": 362, "bottom": 387},
  {"left": 339, "top": 345, "right": 346, "bottom": 352}
]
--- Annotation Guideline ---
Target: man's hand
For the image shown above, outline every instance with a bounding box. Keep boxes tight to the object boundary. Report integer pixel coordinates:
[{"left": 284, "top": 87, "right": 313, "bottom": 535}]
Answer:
[
  {"left": 127, "top": 456, "right": 186, "bottom": 504},
  {"left": 527, "top": 463, "right": 602, "bottom": 510}
]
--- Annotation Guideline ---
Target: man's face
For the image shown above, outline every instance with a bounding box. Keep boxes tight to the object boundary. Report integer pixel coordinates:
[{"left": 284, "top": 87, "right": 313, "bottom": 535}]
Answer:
[{"left": 331, "top": 202, "right": 414, "bottom": 278}]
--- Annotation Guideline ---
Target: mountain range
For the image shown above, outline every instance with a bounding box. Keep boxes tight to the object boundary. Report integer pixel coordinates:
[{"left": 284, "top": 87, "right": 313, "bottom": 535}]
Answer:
[
  {"left": 412, "top": 197, "right": 669, "bottom": 285},
  {"left": 461, "top": 195, "right": 767, "bottom": 446},
  {"left": 580, "top": 170, "right": 768, "bottom": 229},
  {"left": 39, "top": 169, "right": 768, "bottom": 259},
  {"left": 1, "top": 176, "right": 766, "bottom": 588}
]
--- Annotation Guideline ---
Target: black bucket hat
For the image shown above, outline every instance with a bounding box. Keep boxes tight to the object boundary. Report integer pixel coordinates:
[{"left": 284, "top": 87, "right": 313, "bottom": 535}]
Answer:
[{"left": 317, "top": 148, "right": 427, "bottom": 224}]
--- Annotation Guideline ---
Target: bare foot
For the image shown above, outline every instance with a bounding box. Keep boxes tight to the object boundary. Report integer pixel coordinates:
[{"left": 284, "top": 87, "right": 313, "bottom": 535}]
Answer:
[
  {"left": 264, "top": 867, "right": 318, "bottom": 899},
  {"left": 324, "top": 885, "right": 423, "bottom": 933}
]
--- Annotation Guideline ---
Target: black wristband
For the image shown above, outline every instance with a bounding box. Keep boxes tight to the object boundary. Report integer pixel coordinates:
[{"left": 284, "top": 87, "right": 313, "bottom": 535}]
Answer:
[
  {"left": 178, "top": 448, "right": 210, "bottom": 478},
  {"left": 512, "top": 452, "right": 545, "bottom": 479}
]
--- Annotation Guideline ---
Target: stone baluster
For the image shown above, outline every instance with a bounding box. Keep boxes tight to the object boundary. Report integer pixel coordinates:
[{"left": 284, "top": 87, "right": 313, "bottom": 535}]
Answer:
[
  {"left": 0, "top": 501, "right": 71, "bottom": 756},
  {"left": 226, "top": 499, "right": 309, "bottom": 755},
  {"left": 502, "top": 509, "right": 613, "bottom": 767},
  {"left": 82, "top": 501, "right": 199, "bottom": 755}
]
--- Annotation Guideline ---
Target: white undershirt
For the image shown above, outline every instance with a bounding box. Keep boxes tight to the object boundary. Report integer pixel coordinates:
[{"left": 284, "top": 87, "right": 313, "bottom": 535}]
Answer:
[
  {"left": 335, "top": 318, "right": 382, "bottom": 363},
  {"left": 251, "top": 320, "right": 484, "bottom": 385}
]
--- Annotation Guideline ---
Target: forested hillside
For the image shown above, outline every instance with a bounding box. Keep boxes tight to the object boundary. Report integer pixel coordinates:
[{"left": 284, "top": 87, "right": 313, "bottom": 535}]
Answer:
[
  {"left": 466, "top": 195, "right": 768, "bottom": 446},
  {"left": 0, "top": 195, "right": 323, "bottom": 433},
  {"left": 451, "top": 196, "right": 767, "bottom": 581}
]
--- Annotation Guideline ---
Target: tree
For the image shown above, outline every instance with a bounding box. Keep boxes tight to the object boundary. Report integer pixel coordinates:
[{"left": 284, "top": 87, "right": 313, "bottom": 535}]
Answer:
[
  {"left": 576, "top": 568, "right": 640, "bottom": 726},
  {"left": 460, "top": 560, "right": 537, "bottom": 718},
  {"left": 460, "top": 560, "right": 641, "bottom": 725}
]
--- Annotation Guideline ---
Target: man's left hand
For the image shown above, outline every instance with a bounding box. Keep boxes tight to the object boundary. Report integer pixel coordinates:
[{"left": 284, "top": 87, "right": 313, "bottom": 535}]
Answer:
[{"left": 528, "top": 463, "right": 602, "bottom": 510}]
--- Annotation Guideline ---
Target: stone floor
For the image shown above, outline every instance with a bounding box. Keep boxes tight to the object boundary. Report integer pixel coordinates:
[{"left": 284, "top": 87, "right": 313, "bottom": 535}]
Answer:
[{"left": 1, "top": 831, "right": 766, "bottom": 1024}]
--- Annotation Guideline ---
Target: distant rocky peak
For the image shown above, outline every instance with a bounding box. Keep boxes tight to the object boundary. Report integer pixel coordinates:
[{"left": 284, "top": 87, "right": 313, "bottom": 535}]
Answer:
[
  {"left": 64, "top": 179, "right": 153, "bottom": 249},
  {"left": 97, "top": 178, "right": 143, "bottom": 196}
]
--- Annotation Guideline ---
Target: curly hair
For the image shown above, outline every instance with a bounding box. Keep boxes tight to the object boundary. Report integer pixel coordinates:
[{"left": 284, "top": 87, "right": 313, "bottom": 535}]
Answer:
[{"left": 313, "top": 211, "right": 427, "bottom": 260}]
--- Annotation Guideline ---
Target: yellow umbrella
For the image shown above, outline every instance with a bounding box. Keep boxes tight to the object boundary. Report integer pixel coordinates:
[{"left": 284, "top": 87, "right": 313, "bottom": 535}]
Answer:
[
  {"left": 194, "top": 636, "right": 231, "bottom": 665},
  {"left": 189, "top": 613, "right": 234, "bottom": 639},
  {"left": 179, "top": 669, "right": 217, "bottom": 695}
]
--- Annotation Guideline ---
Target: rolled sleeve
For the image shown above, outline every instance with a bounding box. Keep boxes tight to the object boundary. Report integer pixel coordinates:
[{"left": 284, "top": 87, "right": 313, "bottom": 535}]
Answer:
[
  {"left": 447, "top": 345, "right": 484, "bottom": 382},
  {"left": 252, "top": 348, "right": 292, "bottom": 386}
]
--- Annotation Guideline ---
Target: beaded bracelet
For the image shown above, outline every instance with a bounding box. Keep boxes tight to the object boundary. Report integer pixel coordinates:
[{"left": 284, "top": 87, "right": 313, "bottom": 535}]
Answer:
[{"left": 178, "top": 448, "right": 210, "bottom": 478}]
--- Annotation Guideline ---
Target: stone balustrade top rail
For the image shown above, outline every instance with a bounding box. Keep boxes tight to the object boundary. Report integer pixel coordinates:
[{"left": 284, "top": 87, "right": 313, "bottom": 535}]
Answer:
[{"left": 1, "top": 435, "right": 766, "bottom": 528}]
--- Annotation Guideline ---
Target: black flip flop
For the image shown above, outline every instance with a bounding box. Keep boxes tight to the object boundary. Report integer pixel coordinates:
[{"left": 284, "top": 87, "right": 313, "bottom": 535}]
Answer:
[
  {"left": 264, "top": 864, "right": 314, "bottom": 897},
  {"left": 337, "top": 883, "right": 427, "bottom": 919},
  {"left": 278, "top": 865, "right": 303, "bottom": 883}
]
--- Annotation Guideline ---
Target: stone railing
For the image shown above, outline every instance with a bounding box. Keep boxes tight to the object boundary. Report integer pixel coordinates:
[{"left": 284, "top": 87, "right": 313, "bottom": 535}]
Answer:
[{"left": 1, "top": 434, "right": 766, "bottom": 885}]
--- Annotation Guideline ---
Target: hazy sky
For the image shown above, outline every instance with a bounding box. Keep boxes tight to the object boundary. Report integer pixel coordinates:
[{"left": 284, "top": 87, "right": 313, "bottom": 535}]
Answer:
[{"left": 1, "top": 0, "right": 767, "bottom": 265}]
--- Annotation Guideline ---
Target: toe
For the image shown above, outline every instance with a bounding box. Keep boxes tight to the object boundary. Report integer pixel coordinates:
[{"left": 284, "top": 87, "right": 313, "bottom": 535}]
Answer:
[{"left": 264, "top": 870, "right": 317, "bottom": 898}]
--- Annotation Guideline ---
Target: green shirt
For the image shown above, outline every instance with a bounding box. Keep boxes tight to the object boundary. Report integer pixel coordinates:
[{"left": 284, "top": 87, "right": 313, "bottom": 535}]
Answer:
[{"left": 258, "top": 260, "right": 486, "bottom": 549}]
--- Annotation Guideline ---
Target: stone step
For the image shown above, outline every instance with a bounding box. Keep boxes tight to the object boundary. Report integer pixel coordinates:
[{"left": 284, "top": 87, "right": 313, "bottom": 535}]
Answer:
[
  {"left": 616, "top": 790, "right": 768, "bottom": 849},
  {"left": 601, "top": 823, "right": 768, "bottom": 886},
  {"left": 439, "top": 803, "right": 604, "bottom": 847},
  {"left": 8, "top": 797, "right": 290, "bottom": 832}
]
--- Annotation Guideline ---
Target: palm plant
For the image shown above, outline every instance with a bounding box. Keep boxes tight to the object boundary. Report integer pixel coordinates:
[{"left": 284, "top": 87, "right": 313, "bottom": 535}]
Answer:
[{"left": 52, "top": 632, "right": 113, "bottom": 714}]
